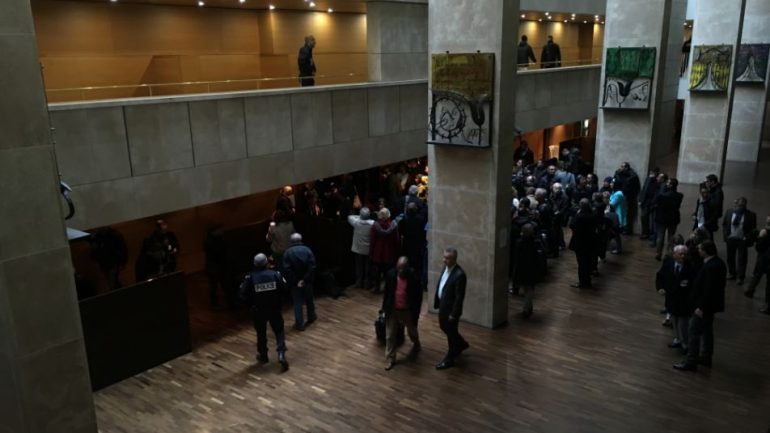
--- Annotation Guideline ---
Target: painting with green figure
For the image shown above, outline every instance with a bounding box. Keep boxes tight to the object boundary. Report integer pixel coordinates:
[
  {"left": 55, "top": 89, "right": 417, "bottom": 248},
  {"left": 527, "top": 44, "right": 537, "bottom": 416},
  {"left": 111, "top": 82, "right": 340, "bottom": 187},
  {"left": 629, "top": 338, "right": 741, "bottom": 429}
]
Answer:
[
  {"left": 602, "top": 47, "right": 657, "bottom": 110},
  {"left": 689, "top": 45, "right": 732, "bottom": 92}
]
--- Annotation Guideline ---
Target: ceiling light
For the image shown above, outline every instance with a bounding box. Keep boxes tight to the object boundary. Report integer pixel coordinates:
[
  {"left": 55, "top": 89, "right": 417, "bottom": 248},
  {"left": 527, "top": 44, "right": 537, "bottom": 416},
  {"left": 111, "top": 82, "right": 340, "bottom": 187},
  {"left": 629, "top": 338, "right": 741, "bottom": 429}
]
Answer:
[
  {"left": 269, "top": 4, "right": 275, "bottom": 9},
  {"left": 594, "top": 15, "right": 599, "bottom": 18},
  {"left": 545, "top": 11, "right": 550, "bottom": 15},
  {"left": 197, "top": 0, "right": 204, "bottom": 5},
  {"left": 601, "top": 21, "right": 605, "bottom": 24},
  {"left": 309, "top": 1, "right": 315, "bottom": 6},
  {"left": 327, "top": 8, "right": 333, "bottom": 12},
  {"left": 538, "top": 18, "right": 542, "bottom": 22},
  {"left": 239, "top": 0, "right": 245, "bottom": 3},
  {"left": 547, "top": 16, "right": 552, "bottom": 20},
  {"left": 110, "top": 0, "right": 118, "bottom": 2},
  {"left": 521, "top": 14, "right": 525, "bottom": 18},
  {"left": 583, "top": 20, "right": 587, "bottom": 23},
  {"left": 564, "top": 19, "right": 568, "bottom": 23},
  {"left": 571, "top": 13, "right": 576, "bottom": 16}
]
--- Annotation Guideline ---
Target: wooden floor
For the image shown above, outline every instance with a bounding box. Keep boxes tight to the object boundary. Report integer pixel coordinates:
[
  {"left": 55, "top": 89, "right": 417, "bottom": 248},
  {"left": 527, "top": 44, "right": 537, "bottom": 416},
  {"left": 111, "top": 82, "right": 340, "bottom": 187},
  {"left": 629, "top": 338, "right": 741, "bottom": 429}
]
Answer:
[{"left": 94, "top": 155, "right": 770, "bottom": 433}]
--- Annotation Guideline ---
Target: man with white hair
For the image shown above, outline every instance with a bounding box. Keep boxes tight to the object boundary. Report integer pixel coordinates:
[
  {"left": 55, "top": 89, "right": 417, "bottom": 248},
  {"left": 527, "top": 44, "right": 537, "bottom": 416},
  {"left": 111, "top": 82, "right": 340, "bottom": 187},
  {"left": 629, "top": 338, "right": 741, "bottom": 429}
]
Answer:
[
  {"left": 656, "top": 245, "right": 695, "bottom": 353},
  {"left": 282, "top": 233, "right": 317, "bottom": 331},
  {"left": 240, "top": 253, "right": 289, "bottom": 371},
  {"left": 550, "top": 182, "right": 570, "bottom": 251},
  {"left": 348, "top": 207, "right": 374, "bottom": 289}
]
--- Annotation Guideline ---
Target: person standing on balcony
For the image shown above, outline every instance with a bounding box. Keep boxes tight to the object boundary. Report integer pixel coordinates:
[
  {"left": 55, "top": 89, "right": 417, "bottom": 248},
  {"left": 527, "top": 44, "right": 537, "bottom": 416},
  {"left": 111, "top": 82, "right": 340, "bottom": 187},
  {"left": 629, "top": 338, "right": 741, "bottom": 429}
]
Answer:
[
  {"left": 298, "top": 35, "right": 317, "bottom": 87},
  {"left": 517, "top": 35, "right": 537, "bottom": 70},
  {"left": 541, "top": 35, "right": 562, "bottom": 68}
]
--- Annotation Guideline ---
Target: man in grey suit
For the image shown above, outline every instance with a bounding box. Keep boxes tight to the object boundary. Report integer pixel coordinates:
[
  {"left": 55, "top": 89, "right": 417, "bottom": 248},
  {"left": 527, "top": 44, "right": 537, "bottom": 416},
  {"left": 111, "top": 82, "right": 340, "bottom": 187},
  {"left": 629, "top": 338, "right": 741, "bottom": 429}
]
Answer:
[{"left": 434, "top": 247, "right": 470, "bottom": 370}]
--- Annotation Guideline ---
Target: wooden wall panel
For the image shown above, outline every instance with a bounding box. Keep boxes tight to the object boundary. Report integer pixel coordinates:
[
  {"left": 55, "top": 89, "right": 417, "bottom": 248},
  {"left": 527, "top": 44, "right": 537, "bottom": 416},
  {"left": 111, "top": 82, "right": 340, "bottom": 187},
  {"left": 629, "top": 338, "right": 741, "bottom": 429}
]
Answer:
[
  {"left": 32, "top": 0, "right": 367, "bottom": 100},
  {"left": 518, "top": 21, "right": 603, "bottom": 66}
]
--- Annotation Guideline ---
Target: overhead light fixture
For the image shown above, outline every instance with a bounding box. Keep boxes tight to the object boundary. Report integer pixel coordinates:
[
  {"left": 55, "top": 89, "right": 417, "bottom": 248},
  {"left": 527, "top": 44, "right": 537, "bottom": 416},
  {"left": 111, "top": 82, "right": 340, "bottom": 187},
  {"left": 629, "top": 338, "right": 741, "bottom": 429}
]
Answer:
[
  {"left": 239, "top": 0, "right": 245, "bottom": 3},
  {"left": 110, "top": 0, "right": 118, "bottom": 2},
  {"left": 547, "top": 15, "right": 552, "bottom": 20},
  {"left": 197, "top": 0, "right": 204, "bottom": 5},
  {"left": 601, "top": 21, "right": 605, "bottom": 24},
  {"left": 545, "top": 11, "right": 550, "bottom": 15},
  {"left": 583, "top": 20, "right": 587, "bottom": 23},
  {"left": 309, "top": 1, "right": 315, "bottom": 6},
  {"left": 564, "top": 19, "right": 568, "bottom": 23},
  {"left": 269, "top": 4, "right": 275, "bottom": 9},
  {"left": 520, "top": 14, "right": 525, "bottom": 18},
  {"left": 327, "top": 8, "right": 333, "bottom": 12},
  {"left": 595, "top": 15, "right": 599, "bottom": 19}
]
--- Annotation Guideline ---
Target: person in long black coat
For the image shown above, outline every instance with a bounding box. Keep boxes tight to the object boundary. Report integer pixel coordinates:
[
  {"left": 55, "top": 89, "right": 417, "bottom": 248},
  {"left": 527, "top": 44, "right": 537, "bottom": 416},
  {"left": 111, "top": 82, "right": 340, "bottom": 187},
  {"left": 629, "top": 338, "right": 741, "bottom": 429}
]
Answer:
[
  {"left": 656, "top": 245, "right": 695, "bottom": 351},
  {"left": 513, "top": 224, "right": 545, "bottom": 318},
  {"left": 569, "top": 198, "right": 598, "bottom": 289}
]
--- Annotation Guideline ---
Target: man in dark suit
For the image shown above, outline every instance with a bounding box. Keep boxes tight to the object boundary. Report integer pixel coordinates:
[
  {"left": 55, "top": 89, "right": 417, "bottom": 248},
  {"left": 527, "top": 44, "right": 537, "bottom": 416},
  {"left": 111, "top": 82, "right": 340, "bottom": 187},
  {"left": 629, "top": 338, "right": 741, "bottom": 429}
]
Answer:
[
  {"left": 691, "top": 186, "right": 720, "bottom": 239},
  {"left": 382, "top": 257, "right": 422, "bottom": 371},
  {"left": 297, "top": 35, "right": 316, "bottom": 86},
  {"left": 434, "top": 247, "right": 469, "bottom": 370},
  {"left": 721, "top": 197, "right": 757, "bottom": 285},
  {"left": 656, "top": 245, "right": 695, "bottom": 351},
  {"left": 653, "top": 178, "right": 684, "bottom": 260},
  {"left": 569, "top": 198, "right": 598, "bottom": 289},
  {"left": 674, "top": 240, "right": 726, "bottom": 371}
]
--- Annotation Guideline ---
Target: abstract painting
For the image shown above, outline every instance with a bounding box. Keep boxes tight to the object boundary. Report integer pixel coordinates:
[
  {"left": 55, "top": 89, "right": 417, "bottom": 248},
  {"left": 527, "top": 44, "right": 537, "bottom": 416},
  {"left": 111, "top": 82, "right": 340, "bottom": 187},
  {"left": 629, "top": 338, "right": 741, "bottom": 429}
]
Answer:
[
  {"left": 429, "top": 53, "right": 494, "bottom": 147},
  {"left": 736, "top": 44, "right": 770, "bottom": 84},
  {"left": 689, "top": 45, "right": 732, "bottom": 92},
  {"left": 601, "top": 47, "right": 656, "bottom": 110}
]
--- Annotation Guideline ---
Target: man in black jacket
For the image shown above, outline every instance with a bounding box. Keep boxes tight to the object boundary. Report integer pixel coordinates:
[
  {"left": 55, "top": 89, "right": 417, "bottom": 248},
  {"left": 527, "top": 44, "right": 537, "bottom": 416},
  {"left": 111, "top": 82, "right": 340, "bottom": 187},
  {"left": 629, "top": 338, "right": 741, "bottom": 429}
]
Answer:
[
  {"left": 745, "top": 215, "right": 770, "bottom": 313},
  {"left": 674, "top": 241, "right": 726, "bottom": 371},
  {"left": 692, "top": 186, "right": 720, "bottom": 239},
  {"left": 517, "top": 35, "right": 537, "bottom": 69},
  {"left": 656, "top": 245, "right": 695, "bottom": 351},
  {"left": 434, "top": 247, "right": 469, "bottom": 370},
  {"left": 615, "top": 162, "right": 640, "bottom": 235},
  {"left": 541, "top": 35, "right": 562, "bottom": 68},
  {"left": 382, "top": 257, "right": 422, "bottom": 370},
  {"left": 722, "top": 197, "right": 757, "bottom": 285},
  {"left": 297, "top": 35, "right": 316, "bottom": 86},
  {"left": 653, "top": 178, "right": 684, "bottom": 260},
  {"left": 639, "top": 168, "right": 660, "bottom": 240},
  {"left": 282, "top": 233, "right": 317, "bottom": 330},
  {"left": 569, "top": 199, "right": 598, "bottom": 289},
  {"left": 240, "top": 253, "right": 289, "bottom": 371}
]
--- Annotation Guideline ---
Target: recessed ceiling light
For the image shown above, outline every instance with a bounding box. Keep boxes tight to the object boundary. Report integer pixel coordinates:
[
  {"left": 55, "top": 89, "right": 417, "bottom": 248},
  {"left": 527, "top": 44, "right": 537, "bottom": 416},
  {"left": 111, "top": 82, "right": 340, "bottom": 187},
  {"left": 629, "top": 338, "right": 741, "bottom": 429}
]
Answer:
[
  {"left": 538, "top": 18, "right": 542, "bottom": 22},
  {"left": 110, "top": 0, "right": 118, "bottom": 2},
  {"left": 547, "top": 16, "right": 552, "bottom": 20},
  {"left": 601, "top": 21, "right": 605, "bottom": 24},
  {"left": 309, "top": 1, "right": 315, "bottom": 6},
  {"left": 520, "top": 14, "right": 525, "bottom": 18},
  {"left": 197, "top": 0, "right": 204, "bottom": 5},
  {"left": 545, "top": 11, "right": 550, "bottom": 15},
  {"left": 583, "top": 20, "right": 587, "bottom": 23},
  {"left": 239, "top": 0, "right": 245, "bottom": 3},
  {"left": 564, "top": 19, "right": 568, "bottom": 23},
  {"left": 327, "top": 8, "right": 333, "bottom": 12},
  {"left": 595, "top": 15, "right": 599, "bottom": 18},
  {"left": 269, "top": 4, "right": 275, "bottom": 9}
]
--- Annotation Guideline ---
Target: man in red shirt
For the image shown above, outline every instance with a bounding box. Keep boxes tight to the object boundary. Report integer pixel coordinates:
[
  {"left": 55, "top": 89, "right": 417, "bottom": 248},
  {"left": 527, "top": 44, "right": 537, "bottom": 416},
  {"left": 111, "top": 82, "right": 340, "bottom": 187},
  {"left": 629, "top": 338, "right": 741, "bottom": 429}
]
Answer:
[{"left": 381, "top": 256, "right": 423, "bottom": 370}]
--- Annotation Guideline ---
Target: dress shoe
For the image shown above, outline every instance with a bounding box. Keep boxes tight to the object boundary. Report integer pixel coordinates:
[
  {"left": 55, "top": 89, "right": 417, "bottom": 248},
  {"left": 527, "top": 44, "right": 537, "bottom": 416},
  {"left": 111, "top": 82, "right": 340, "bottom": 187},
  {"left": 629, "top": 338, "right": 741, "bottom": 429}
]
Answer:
[
  {"left": 384, "top": 360, "right": 396, "bottom": 371},
  {"left": 736, "top": 279, "right": 744, "bottom": 286},
  {"left": 278, "top": 353, "right": 289, "bottom": 372},
  {"left": 760, "top": 305, "right": 770, "bottom": 315},
  {"left": 257, "top": 354, "right": 269, "bottom": 364},
  {"left": 743, "top": 289, "right": 754, "bottom": 299},
  {"left": 698, "top": 357, "right": 712, "bottom": 368},
  {"left": 570, "top": 282, "right": 584, "bottom": 289},
  {"left": 293, "top": 324, "right": 305, "bottom": 332},
  {"left": 668, "top": 342, "right": 683, "bottom": 349},
  {"left": 305, "top": 316, "right": 317, "bottom": 326},
  {"left": 662, "top": 319, "right": 672, "bottom": 328},
  {"left": 435, "top": 359, "right": 455, "bottom": 370},
  {"left": 673, "top": 361, "right": 697, "bottom": 371},
  {"left": 726, "top": 274, "right": 736, "bottom": 281},
  {"left": 654, "top": 254, "right": 662, "bottom": 261}
]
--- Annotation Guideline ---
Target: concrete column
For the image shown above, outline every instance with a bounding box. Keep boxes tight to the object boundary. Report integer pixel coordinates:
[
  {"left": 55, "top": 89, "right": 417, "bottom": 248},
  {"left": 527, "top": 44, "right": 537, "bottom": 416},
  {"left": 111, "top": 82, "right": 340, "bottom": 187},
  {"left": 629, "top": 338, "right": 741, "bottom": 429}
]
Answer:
[
  {"left": 0, "top": 0, "right": 98, "bottom": 432},
  {"left": 676, "top": 0, "right": 746, "bottom": 184},
  {"left": 367, "top": 1, "right": 428, "bottom": 81},
  {"left": 726, "top": 0, "right": 770, "bottom": 162},
  {"left": 427, "top": 0, "right": 517, "bottom": 328},
  {"left": 595, "top": 0, "right": 687, "bottom": 180}
]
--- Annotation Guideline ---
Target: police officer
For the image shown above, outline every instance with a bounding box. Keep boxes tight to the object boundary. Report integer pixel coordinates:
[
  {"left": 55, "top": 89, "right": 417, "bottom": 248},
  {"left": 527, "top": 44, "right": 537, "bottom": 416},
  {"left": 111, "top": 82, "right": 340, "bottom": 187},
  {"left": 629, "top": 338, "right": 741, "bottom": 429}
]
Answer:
[{"left": 239, "top": 253, "right": 289, "bottom": 372}]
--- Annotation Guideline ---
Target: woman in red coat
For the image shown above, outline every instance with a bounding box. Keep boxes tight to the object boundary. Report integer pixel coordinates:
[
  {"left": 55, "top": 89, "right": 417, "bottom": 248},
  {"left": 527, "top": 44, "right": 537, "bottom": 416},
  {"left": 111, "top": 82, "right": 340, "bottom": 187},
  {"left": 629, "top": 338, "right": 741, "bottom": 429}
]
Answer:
[{"left": 370, "top": 208, "right": 399, "bottom": 293}]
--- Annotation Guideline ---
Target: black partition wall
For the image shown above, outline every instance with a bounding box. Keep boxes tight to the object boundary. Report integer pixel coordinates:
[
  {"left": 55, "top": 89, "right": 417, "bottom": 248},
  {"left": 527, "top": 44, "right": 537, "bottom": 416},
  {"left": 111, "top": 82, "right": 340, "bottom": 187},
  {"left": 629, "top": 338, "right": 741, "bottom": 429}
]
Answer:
[{"left": 78, "top": 272, "right": 191, "bottom": 391}]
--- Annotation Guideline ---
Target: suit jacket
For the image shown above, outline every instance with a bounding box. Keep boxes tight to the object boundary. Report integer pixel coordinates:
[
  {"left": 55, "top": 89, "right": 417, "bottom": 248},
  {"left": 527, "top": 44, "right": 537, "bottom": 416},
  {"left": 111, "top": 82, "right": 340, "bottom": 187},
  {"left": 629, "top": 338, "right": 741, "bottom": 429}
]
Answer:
[
  {"left": 692, "top": 197, "right": 720, "bottom": 233},
  {"left": 689, "top": 256, "right": 727, "bottom": 314},
  {"left": 382, "top": 268, "right": 423, "bottom": 321},
  {"left": 721, "top": 208, "right": 757, "bottom": 242},
  {"left": 655, "top": 258, "right": 695, "bottom": 316},
  {"left": 434, "top": 265, "right": 467, "bottom": 319},
  {"left": 654, "top": 189, "right": 684, "bottom": 226},
  {"left": 568, "top": 210, "right": 598, "bottom": 252}
]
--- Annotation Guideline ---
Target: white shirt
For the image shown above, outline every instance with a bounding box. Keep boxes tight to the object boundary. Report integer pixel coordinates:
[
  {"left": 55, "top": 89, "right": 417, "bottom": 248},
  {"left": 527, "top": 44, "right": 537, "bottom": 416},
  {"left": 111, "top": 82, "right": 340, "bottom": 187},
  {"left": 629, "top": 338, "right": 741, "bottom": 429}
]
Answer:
[
  {"left": 730, "top": 212, "right": 744, "bottom": 239},
  {"left": 438, "top": 266, "right": 455, "bottom": 299}
]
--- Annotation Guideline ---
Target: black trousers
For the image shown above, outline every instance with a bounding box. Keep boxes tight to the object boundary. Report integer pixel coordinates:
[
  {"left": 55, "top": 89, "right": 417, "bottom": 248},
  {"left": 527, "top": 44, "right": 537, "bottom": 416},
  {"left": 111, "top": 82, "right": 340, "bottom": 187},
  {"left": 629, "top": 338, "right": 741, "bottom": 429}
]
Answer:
[
  {"left": 253, "top": 310, "right": 287, "bottom": 357},
  {"left": 626, "top": 201, "right": 638, "bottom": 234},
  {"left": 687, "top": 313, "right": 714, "bottom": 363},
  {"left": 438, "top": 314, "right": 467, "bottom": 361},
  {"left": 726, "top": 237, "right": 748, "bottom": 279},
  {"left": 748, "top": 260, "right": 769, "bottom": 301},
  {"left": 640, "top": 206, "right": 652, "bottom": 236},
  {"left": 575, "top": 250, "right": 593, "bottom": 287},
  {"left": 300, "top": 77, "right": 315, "bottom": 87}
]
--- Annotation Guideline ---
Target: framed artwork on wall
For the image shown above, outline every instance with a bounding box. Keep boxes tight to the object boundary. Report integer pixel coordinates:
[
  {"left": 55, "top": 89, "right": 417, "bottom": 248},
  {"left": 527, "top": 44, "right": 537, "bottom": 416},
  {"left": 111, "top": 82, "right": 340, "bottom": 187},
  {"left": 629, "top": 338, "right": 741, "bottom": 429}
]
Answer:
[
  {"left": 601, "top": 47, "right": 656, "bottom": 110},
  {"left": 429, "top": 53, "right": 494, "bottom": 148},
  {"left": 689, "top": 45, "right": 732, "bottom": 92},
  {"left": 736, "top": 43, "right": 770, "bottom": 84}
]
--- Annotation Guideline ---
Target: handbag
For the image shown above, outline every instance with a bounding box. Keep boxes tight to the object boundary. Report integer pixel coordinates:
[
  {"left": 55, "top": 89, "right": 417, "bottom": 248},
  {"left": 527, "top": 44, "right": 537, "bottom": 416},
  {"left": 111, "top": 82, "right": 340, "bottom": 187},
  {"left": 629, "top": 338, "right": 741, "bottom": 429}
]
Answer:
[{"left": 374, "top": 310, "right": 386, "bottom": 344}]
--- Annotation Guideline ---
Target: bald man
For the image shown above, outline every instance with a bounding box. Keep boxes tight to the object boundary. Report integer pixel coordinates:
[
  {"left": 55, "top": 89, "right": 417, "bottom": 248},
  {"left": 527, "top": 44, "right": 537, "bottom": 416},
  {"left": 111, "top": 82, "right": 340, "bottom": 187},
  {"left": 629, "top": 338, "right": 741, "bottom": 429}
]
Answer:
[
  {"left": 240, "top": 253, "right": 289, "bottom": 372},
  {"left": 381, "top": 256, "right": 422, "bottom": 370}
]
